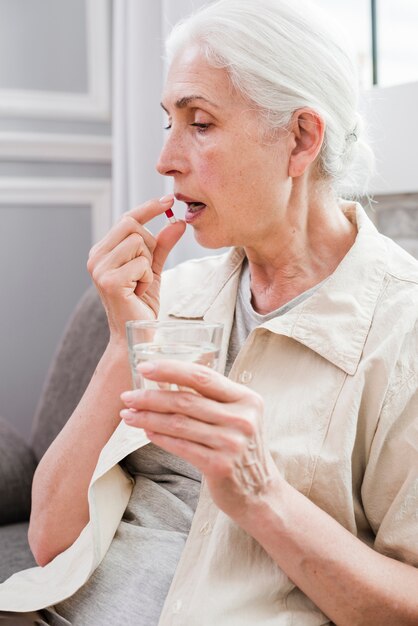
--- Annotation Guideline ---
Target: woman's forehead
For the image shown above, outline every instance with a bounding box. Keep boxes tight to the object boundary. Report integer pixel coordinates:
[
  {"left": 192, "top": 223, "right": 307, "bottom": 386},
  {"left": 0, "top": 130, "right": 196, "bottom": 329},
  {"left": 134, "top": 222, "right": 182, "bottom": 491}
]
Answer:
[{"left": 162, "top": 47, "right": 236, "bottom": 110}]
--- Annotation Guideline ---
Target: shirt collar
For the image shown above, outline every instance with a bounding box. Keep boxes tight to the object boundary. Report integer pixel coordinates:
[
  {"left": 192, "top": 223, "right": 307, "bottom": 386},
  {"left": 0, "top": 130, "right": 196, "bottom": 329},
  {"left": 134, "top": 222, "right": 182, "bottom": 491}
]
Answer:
[
  {"left": 167, "top": 246, "right": 244, "bottom": 320},
  {"left": 168, "top": 203, "right": 388, "bottom": 376}
]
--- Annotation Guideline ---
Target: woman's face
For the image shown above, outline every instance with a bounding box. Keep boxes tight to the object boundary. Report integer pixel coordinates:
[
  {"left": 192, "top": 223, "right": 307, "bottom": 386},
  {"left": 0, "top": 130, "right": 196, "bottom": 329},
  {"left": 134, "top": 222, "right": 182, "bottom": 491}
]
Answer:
[{"left": 156, "top": 46, "right": 292, "bottom": 249}]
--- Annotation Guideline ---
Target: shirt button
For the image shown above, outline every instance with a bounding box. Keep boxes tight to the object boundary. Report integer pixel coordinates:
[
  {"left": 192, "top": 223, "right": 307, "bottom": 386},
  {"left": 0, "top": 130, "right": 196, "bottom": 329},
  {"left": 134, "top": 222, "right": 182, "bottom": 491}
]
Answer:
[
  {"left": 239, "top": 370, "right": 253, "bottom": 384},
  {"left": 172, "top": 599, "right": 183, "bottom": 614},
  {"left": 199, "top": 521, "right": 212, "bottom": 535}
]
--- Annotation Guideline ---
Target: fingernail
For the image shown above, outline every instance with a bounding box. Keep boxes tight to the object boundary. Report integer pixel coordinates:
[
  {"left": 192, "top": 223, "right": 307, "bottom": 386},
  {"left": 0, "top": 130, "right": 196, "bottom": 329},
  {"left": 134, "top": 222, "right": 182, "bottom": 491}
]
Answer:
[
  {"left": 136, "top": 362, "right": 156, "bottom": 374},
  {"left": 159, "top": 194, "right": 173, "bottom": 204},
  {"left": 121, "top": 391, "right": 135, "bottom": 404},
  {"left": 120, "top": 409, "right": 135, "bottom": 421}
]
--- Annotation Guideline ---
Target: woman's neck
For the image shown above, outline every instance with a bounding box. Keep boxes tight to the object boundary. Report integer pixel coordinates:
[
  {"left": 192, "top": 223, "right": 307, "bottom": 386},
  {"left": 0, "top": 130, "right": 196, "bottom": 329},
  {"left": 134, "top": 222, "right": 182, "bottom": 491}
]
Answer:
[{"left": 243, "top": 197, "right": 357, "bottom": 315}]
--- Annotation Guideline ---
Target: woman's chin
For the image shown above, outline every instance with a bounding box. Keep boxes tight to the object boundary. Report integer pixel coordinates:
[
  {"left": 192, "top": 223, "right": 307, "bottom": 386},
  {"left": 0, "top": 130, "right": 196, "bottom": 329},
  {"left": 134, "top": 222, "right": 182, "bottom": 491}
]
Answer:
[{"left": 193, "top": 229, "right": 229, "bottom": 250}]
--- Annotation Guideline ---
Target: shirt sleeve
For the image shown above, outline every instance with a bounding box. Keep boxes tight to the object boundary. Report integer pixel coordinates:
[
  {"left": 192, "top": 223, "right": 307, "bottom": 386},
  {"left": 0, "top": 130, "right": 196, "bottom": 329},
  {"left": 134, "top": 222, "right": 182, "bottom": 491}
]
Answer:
[{"left": 361, "top": 322, "right": 418, "bottom": 566}]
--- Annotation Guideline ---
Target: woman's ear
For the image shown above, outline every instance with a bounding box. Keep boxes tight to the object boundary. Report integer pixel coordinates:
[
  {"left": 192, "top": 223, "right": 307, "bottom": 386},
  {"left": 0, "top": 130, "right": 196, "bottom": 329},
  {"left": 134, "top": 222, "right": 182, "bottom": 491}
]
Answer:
[{"left": 288, "top": 108, "right": 325, "bottom": 178}]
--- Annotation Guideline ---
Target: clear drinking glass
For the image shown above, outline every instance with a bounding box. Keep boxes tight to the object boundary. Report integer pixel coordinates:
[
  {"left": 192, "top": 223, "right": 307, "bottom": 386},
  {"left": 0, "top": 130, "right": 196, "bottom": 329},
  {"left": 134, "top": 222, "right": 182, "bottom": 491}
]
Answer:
[{"left": 126, "top": 320, "right": 224, "bottom": 390}]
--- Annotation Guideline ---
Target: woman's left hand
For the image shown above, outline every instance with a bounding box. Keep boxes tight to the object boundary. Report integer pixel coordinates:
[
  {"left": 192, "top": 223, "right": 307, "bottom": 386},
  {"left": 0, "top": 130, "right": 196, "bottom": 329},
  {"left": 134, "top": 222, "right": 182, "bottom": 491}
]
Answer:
[{"left": 120, "top": 360, "right": 279, "bottom": 523}]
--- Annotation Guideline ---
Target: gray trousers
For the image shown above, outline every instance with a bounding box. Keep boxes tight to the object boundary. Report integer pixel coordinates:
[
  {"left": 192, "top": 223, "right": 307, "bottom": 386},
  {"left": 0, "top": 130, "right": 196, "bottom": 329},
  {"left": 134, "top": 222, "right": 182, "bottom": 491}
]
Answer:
[
  {"left": 0, "top": 613, "right": 46, "bottom": 625},
  {"left": 0, "top": 608, "right": 70, "bottom": 626}
]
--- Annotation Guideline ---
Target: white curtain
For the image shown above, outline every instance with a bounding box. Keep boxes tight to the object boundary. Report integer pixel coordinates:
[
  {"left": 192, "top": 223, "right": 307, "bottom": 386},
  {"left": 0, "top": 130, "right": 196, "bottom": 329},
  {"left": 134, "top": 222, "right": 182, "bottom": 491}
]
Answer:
[{"left": 112, "top": 0, "right": 217, "bottom": 269}]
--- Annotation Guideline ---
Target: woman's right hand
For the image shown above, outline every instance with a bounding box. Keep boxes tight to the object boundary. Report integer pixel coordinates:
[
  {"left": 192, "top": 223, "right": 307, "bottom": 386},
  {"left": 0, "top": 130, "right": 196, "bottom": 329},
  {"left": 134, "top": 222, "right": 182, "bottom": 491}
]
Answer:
[
  {"left": 30, "top": 196, "right": 184, "bottom": 565},
  {"left": 87, "top": 196, "right": 186, "bottom": 343}
]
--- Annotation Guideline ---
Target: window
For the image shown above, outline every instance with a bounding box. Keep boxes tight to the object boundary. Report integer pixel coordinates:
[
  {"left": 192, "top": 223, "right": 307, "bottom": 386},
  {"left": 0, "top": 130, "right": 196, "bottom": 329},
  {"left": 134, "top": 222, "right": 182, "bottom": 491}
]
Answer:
[
  {"left": 313, "top": 0, "right": 418, "bottom": 87},
  {"left": 378, "top": 0, "right": 418, "bottom": 86},
  {"left": 313, "top": 0, "right": 372, "bottom": 88}
]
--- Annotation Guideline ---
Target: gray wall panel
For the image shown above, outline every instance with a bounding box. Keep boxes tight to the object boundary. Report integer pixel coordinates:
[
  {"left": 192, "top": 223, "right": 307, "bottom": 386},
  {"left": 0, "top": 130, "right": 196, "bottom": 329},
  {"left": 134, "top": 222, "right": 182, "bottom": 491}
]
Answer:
[
  {"left": 0, "top": 205, "right": 92, "bottom": 441},
  {"left": 0, "top": 0, "right": 87, "bottom": 93}
]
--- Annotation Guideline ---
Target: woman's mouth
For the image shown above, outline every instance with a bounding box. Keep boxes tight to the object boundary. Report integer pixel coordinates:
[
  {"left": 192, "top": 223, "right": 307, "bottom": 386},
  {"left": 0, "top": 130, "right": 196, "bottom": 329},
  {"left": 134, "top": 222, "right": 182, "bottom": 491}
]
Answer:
[
  {"left": 188, "top": 201, "right": 206, "bottom": 213},
  {"left": 174, "top": 194, "right": 207, "bottom": 223},
  {"left": 185, "top": 202, "right": 207, "bottom": 223}
]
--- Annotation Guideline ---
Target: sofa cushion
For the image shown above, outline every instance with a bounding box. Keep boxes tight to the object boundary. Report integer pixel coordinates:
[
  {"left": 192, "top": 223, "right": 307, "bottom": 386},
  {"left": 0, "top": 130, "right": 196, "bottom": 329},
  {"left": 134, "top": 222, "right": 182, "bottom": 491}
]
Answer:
[
  {"left": 30, "top": 286, "right": 109, "bottom": 462},
  {"left": 0, "top": 521, "right": 36, "bottom": 583},
  {"left": 0, "top": 418, "right": 37, "bottom": 526}
]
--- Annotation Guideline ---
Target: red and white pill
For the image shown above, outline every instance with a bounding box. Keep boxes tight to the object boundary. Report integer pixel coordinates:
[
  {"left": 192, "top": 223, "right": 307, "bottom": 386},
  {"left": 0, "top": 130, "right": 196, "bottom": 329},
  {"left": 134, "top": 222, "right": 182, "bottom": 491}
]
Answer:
[{"left": 164, "top": 208, "right": 177, "bottom": 224}]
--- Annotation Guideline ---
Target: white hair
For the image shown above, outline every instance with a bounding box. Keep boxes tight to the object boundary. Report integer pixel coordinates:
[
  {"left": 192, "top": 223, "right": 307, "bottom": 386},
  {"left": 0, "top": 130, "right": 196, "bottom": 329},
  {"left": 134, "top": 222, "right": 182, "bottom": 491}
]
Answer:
[{"left": 165, "top": 0, "right": 375, "bottom": 197}]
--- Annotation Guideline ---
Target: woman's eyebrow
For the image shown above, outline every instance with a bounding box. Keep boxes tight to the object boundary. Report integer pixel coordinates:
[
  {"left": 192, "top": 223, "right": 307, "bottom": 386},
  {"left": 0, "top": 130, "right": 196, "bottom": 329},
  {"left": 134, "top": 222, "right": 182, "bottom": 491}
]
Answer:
[{"left": 160, "top": 95, "right": 219, "bottom": 112}]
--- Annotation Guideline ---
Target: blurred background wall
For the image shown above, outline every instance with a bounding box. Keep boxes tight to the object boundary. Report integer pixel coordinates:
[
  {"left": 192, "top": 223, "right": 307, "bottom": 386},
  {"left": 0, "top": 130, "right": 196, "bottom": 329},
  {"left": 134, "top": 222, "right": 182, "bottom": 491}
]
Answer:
[
  {"left": 0, "top": 0, "right": 112, "bottom": 441},
  {"left": 0, "top": 0, "right": 417, "bottom": 442}
]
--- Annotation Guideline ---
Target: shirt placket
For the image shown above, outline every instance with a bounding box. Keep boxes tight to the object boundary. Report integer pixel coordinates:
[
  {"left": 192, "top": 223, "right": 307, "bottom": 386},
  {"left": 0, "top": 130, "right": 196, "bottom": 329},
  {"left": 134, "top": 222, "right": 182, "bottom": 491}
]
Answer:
[
  {"left": 158, "top": 333, "right": 267, "bottom": 625},
  {"left": 158, "top": 479, "right": 219, "bottom": 625}
]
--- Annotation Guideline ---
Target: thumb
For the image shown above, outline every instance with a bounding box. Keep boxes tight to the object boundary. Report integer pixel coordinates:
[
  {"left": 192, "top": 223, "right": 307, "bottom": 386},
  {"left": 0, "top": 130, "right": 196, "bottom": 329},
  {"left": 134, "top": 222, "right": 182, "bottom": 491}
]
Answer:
[{"left": 152, "top": 220, "right": 186, "bottom": 275}]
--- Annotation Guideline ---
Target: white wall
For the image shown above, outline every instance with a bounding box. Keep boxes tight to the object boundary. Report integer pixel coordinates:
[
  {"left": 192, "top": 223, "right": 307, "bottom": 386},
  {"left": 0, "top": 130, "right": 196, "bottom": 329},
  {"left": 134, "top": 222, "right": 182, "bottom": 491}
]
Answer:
[
  {"left": 362, "top": 81, "right": 418, "bottom": 194},
  {"left": 360, "top": 81, "right": 418, "bottom": 259}
]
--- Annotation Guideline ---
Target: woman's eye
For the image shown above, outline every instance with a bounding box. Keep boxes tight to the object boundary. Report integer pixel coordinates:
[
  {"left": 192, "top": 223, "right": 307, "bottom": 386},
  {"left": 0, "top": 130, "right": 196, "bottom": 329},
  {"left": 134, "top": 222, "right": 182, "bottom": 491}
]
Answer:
[
  {"left": 163, "top": 122, "right": 211, "bottom": 133},
  {"left": 191, "top": 122, "right": 211, "bottom": 133}
]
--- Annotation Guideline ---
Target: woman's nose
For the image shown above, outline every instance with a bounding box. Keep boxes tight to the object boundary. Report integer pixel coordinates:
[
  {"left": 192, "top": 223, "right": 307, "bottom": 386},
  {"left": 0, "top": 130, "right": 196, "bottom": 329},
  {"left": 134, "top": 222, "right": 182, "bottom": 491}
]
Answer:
[{"left": 155, "top": 133, "right": 186, "bottom": 177}]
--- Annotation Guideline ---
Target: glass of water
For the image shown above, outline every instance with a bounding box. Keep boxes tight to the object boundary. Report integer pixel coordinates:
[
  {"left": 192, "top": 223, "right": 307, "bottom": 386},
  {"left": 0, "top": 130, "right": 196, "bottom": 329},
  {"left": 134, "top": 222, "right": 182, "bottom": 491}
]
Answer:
[{"left": 126, "top": 320, "right": 224, "bottom": 390}]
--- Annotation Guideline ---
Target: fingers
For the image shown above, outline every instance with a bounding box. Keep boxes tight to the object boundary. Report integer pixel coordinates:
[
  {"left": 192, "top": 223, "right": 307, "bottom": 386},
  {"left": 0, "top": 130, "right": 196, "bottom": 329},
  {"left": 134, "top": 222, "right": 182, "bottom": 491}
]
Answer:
[
  {"left": 134, "top": 360, "right": 258, "bottom": 405},
  {"left": 88, "top": 195, "right": 186, "bottom": 283},
  {"left": 122, "top": 408, "right": 247, "bottom": 453},
  {"left": 138, "top": 432, "right": 213, "bottom": 473},
  {"left": 153, "top": 220, "right": 186, "bottom": 276},
  {"left": 121, "top": 388, "right": 257, "bottom": 436},
  {"left": 86, "top": 195, "right": 186, "bottom": 330},
  {"left": 89, "top": 233, "right": 154, "bottom": 299},
  {"left": 92, "top": 232, "right": 153, "bottom": 275},
  {"left": 91, "top": 256, "right": 153, "bottom": 300},
  {"left": 124, "top": 195, "right": 175, "bottom": 225},
  {"left": 88, "top": 195, "right": 176, "bottom": 263},
  {"left": 88, "top": 216, "right": 156, "bottom": 263}
]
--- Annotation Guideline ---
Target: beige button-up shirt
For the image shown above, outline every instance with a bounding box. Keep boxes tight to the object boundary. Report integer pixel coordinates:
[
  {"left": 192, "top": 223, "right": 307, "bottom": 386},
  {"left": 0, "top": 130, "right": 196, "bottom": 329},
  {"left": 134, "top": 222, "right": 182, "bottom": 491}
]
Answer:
[{"left": 1, "top": 203, "right": 418, "bottom": 625}]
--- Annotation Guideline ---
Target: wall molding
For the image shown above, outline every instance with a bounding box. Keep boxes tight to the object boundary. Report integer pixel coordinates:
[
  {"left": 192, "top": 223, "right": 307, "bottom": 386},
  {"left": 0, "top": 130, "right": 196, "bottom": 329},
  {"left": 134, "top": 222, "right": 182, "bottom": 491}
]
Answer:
[
  {"left": 0, "top": 177, "right": 112, "bottom": 243},
  {"left": 0, "top": 132, "right": 112, "bottom": 163},
  {"left": 0, "top": 0, "right": 110, "bottom": 121}
]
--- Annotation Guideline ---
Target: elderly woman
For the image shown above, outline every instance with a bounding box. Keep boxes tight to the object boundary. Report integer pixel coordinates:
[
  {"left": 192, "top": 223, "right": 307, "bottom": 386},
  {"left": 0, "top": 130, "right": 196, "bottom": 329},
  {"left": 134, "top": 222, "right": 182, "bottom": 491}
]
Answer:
[{"left": 1, "top": 0, "right": 418, "bottom": 624}]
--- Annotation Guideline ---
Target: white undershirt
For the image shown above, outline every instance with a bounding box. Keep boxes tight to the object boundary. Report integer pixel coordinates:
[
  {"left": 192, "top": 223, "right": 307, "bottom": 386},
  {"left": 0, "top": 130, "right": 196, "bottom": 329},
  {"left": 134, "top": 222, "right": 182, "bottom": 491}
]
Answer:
[{"left": 225, "top": 258, "right": 327, "bottom": 376}]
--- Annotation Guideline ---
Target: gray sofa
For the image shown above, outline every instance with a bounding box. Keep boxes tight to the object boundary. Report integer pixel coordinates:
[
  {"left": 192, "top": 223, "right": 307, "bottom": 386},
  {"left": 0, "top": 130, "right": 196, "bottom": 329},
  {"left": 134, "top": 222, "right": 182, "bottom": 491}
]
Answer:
[{"left": 0, "top": 287, "right": 109, "bottom": 583}]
